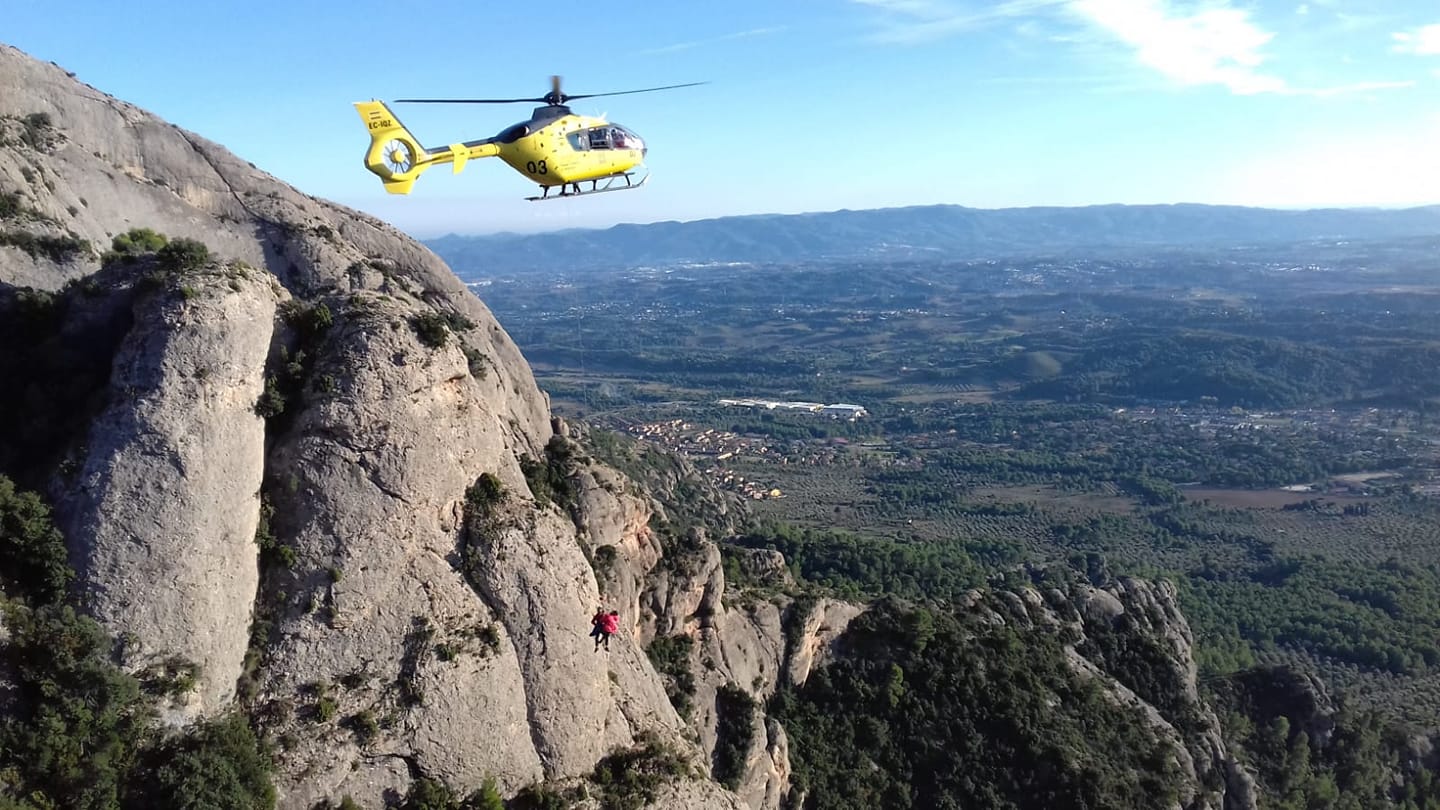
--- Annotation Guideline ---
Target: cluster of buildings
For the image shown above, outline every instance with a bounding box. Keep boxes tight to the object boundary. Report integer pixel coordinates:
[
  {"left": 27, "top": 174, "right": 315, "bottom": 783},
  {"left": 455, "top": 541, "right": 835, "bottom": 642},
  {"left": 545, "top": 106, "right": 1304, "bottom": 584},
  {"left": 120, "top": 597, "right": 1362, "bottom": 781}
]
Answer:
[
  {"left": 626, "top": 420, "right": 767, "bottom": 459},
  {"left": 621, "top": 420, "right": 786, "bottom": 500},
  {"left": 716, "top": 398, "right": 869, "bottom": 420}
]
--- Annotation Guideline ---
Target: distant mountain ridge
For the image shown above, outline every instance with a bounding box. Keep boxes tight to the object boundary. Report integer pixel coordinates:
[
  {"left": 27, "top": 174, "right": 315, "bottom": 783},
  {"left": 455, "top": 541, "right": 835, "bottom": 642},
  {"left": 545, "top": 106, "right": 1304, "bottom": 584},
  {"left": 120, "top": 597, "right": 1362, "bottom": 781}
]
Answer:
[{"left": 426, "top": 203, "right": 1440, "bottom": 276}]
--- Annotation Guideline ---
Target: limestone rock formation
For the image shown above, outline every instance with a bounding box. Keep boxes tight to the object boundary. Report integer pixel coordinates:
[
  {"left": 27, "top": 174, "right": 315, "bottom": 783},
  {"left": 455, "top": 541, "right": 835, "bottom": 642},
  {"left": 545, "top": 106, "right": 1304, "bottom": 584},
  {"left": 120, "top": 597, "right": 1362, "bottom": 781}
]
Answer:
[
  {"left": 638, "top": 780, "right": 748, "bottom": 810},
  {"left": 597, "top": 482, "right": 864, "bottom": 810},
  {"left": 785, "top": 599, "right": 866, "bottom": 688},
  {"left": 0, "top": 42, "right": 742, "bottom": 808},
  {"left": 960, "top": 577, "right": 1259, "bottom": 810},
  {"left": 60, "top": 265, "right": 282, "bottom": 719}
]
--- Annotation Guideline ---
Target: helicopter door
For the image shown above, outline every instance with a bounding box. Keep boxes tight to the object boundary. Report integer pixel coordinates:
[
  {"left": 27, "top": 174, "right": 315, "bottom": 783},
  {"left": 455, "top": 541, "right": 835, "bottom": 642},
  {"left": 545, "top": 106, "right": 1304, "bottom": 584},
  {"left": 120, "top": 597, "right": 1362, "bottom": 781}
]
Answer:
[{"left": 566, "top": 131, "right": 589, "bottom": 151}]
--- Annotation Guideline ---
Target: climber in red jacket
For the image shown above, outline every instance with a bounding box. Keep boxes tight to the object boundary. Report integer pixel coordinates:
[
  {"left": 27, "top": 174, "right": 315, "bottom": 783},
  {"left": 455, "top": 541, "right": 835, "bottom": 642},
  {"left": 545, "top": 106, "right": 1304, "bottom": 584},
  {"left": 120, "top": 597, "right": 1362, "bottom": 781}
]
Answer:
[{"left": 595, "top": 609, "right": 620, "bottom": 652}]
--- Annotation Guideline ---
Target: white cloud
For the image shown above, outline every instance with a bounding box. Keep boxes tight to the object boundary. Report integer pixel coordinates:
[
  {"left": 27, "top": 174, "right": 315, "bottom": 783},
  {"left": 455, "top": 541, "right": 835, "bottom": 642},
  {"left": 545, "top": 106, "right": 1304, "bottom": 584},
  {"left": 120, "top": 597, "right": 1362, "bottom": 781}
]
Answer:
[
  {"left": 850, "top": 0, "right": 1415, "bottom": 97},
  {"left": 1065, "top": 0, "right": 1287, "bottom": 94},
  {"left": 639, "top": 27, "right": 786, "bottom": 56},
  {"left": 1393, "top": 23, "right": 1440, "bottom": 56},
  {"left": 851, "top": 0, "right": 1067, "bottom": 44}
]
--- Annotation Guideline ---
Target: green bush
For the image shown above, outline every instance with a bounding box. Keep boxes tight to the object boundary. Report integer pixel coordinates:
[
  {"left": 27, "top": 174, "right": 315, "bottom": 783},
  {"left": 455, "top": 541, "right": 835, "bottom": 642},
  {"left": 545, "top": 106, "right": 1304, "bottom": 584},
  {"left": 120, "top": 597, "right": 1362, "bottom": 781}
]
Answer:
[
  {"left": 645, "top": 635, "right": 696, "bottom": 716},
  {"left": 712, "top": 684, "right": 757, "bottom": 790},
  {"left": 110, "top": 228, "right": 167, "bottom": 255},
  {"left": 510, "top": 784, "right": 573, "bottom": 810},
  {"left": 592, "top": 544, "right": 618, "bottom": 580},
  {"left": 315, "top": 695, "right": 338, "bottom": 723},
  {"left": 589, "top": 731, "right": 692, "bottom": 810},
  {"left": 254, "top": 375, "right": 286, "bottom": 419},
  {"left": 345, "top": 710, "right": 379, "bottom": 744},
  {"left": 307, "top": 302, "right": 334, "bottom": 334},
  {"left": 401, "top": 777, "right": 457, "bottom": 810},
  {"left": 130, "top": 714, "right": 276, "bottom": 810},
  {"left": 443, "top": 312, "right": 475, "bottom": 332},
  {"left": 463, "top": 346, "right": 488, "bottom": 378},
  {"left": 520, "top": 437, "right": 579, "bottom": 511},
  {"left": 773, "top": 599, "right": 1182, "bottom": 810},
  {"left": 410, "top": 312, "right": 450, "bottom": 348},
  {"left": 252, "top": 495, "right": 294, "bottom": 569},
  {"left": 519, "top": 455, "right": 552, "bottom": 506},
  {"left": 20, "top": 112, "right": 52, "bottom": 149},
  {"left": 0, "top": 486, "right": 278, "bottom": 809},
  {"left": 0, "top": 476, "right": 73, "bottom": 603},
  {"left": 473, "top": 777, "right": 504, "bottom": 810},
  {"left": 138, "top": 656, "right": 201, "bottom": 699},
  {"left": 157, "top": 237, "right": 210, "bottom": 273},
  {"left": 471, "top": 623, "right": 501, "bottom": 656},
  {"left": 466, "top": 473, "right": 505, "bottom": 510},
  {"left": 0, "top": 602, "right": 151, "bottom": 810},
  {"left": 0, "top": 230, "right": 88, "bottom": 261},
  {"left": 0, "top": 191, "right": 21, "bottom": 219}
]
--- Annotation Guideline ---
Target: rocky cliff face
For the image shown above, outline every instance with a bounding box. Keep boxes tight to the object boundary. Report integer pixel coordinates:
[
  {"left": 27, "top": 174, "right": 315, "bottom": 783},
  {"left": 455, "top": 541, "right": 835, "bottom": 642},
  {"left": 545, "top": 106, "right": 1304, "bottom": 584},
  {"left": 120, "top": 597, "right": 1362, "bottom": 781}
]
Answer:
[
  {"left": 0, "top": 43, "right": 746, "bottom": 808},
  {"left": 60, "top": 264, "right": 282, "bottom": 719}
]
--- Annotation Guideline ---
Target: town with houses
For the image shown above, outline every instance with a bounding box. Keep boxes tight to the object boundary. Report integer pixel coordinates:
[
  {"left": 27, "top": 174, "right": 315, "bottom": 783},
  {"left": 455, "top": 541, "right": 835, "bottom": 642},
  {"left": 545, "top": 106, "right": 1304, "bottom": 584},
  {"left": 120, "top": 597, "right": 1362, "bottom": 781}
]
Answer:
[
  {"left": 622, "top": 400, "right": 864, "bottom": 501},
  {"left": 617, "top": 400, "right": 1440, "bottom": 503}
]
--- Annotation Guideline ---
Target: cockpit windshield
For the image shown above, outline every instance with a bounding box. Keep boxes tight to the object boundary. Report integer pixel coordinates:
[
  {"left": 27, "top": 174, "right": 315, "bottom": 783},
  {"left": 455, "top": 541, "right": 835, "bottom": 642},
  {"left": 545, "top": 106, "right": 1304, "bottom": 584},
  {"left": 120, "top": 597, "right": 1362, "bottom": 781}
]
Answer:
[{"left": 610, "top": 126, "right": 643, "bottom": 151}]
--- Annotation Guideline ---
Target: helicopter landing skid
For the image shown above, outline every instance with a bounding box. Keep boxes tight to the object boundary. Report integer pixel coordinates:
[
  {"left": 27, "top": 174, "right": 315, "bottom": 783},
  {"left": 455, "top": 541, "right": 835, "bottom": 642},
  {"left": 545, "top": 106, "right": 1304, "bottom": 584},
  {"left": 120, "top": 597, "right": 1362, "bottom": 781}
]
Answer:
[{"left": 526, "top": 171, "right": 649, "bottom": 201}]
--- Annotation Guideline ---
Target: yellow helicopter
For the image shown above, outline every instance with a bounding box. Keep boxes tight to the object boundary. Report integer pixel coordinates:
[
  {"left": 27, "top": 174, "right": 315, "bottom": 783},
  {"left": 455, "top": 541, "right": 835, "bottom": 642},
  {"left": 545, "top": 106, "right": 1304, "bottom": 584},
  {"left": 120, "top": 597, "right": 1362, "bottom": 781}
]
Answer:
[{"left": 354, "top": 76, "right": 702, "bottom": 201}]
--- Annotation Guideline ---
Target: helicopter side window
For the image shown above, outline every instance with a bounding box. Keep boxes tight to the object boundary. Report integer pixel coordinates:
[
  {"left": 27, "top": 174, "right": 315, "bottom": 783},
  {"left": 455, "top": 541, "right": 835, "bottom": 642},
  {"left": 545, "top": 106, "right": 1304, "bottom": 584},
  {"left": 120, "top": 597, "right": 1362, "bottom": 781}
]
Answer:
[
  {"left": 567, "top": 131, "right": 589, "bottom": 151},
  {"left": 587, "top": 128, "right": 612, "bottom": 150}
]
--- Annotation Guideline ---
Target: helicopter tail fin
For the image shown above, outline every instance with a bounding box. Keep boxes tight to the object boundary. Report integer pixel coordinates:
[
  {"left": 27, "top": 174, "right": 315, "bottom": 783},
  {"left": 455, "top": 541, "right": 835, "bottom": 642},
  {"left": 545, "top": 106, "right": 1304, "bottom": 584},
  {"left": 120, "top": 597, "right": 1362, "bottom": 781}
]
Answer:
[
  {"left": 355, "top": 101, "right": 430, "bottom": 194},
  {"left": 354, "top": 101, "right": 502, "bottom": 194}
]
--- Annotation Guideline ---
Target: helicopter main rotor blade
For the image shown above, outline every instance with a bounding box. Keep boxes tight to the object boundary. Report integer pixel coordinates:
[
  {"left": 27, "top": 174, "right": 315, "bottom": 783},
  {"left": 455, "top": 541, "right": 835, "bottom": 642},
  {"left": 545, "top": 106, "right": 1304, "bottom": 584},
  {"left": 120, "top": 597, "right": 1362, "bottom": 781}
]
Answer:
[
  {"left": 562, "top": 81, "right": 709, "bottom": 101},
  {"left": 392, "top": 80, "right": 706, "bottom": 106},
  {"left": 393, "top": 97, "right": 548, "bottom": 104}
]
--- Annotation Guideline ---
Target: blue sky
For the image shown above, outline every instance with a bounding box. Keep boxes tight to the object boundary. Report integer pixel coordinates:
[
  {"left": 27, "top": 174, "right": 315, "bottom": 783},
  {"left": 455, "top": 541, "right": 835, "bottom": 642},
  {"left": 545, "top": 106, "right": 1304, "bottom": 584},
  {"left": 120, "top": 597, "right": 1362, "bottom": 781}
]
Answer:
[{"left": 5, "top": 0, "right": 1439, "bottom": 236}]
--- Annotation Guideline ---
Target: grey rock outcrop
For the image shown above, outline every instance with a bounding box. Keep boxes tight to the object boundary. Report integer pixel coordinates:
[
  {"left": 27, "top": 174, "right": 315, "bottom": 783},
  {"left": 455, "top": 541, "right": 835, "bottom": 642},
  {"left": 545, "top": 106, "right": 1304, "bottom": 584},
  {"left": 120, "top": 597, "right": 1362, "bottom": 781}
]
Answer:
[
  {"left": 638, "top": 780, "right": 748, "bottom": 810},
  {"left": 61, "top": 266, "right": 281, "bottom": 717},
  {"left": 242, "top": 298, "right": 699, "bottom": 805},
  {"left": 964, "top": 578, "right": 1258, "bottom": 810},
  {"left": 785, "top": 599, "right": 865, "bottom": 688},
  {"left": 611, "top": 500, "right": 863, "bottom": 810},
  {"left": 0, "top": 42, "right": 743, "bottom": 808}
]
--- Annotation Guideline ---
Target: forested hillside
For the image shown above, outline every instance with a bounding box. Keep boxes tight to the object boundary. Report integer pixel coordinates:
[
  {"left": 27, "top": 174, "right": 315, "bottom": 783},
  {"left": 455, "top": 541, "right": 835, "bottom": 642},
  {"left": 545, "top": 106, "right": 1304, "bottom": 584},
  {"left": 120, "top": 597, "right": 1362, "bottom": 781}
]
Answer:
[{"left": 427, "top": 204, "right": 1440, "bottom": 273}]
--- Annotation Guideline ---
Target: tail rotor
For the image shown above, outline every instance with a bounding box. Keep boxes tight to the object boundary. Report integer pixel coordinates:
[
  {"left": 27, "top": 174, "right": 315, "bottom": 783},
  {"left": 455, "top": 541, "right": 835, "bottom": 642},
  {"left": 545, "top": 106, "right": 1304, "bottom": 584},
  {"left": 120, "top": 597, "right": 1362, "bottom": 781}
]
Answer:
[{"left": 382, "top": 138, "right": 417, "bottom": 175}]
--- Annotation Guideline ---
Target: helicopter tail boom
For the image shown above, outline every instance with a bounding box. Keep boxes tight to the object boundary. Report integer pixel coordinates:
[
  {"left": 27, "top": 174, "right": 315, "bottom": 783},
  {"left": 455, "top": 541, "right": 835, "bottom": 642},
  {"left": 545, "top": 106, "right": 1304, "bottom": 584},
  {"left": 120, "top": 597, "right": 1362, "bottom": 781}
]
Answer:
[{"left": 353, "top": 101, "right": 499, "bottom": 194}]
